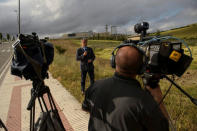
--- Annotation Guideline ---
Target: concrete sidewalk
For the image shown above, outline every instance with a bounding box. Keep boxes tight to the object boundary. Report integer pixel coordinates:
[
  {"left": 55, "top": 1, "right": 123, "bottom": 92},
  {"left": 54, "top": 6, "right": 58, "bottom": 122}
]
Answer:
[{"left": 0, "top": 66, "right": 89, "bottom": 131}]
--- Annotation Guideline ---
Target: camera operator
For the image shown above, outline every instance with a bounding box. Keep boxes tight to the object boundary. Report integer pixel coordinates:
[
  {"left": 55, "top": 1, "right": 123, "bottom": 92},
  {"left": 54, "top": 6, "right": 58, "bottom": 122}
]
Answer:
[
  {"left": 85, "top": 45, "right": 169, "bottom": 131},
  {"left": 76, "top": 38, "right": 95, "bottom": 94}
]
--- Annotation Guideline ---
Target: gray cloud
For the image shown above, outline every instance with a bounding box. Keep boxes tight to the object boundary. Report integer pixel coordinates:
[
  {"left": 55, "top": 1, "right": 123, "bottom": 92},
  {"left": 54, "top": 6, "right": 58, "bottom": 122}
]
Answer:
[{"left": 0, "top": 0, "right": 197, "bottom": 36}]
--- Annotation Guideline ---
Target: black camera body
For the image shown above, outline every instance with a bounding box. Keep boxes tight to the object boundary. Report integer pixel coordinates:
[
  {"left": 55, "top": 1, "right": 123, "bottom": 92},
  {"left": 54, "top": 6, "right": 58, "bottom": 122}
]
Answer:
[
  {"left": 11, "top": 33, "right": 54, "bottom": 80},
  {"left": 143, "top": 41, "right": 192, "bottom": 76},
  {"left": 133, "top": 22, "right": 193, "bottom": 77}
]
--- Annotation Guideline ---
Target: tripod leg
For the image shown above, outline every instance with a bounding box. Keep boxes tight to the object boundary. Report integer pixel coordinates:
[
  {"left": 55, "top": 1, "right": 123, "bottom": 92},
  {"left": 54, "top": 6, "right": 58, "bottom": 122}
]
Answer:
[
  {"left": 29, "top": 101, "right": 35, "bottom": 131},
  {"left": 30, "top": 108, "right": 32, "bottom": 131},
  {"left": 0, "top": 118, "right": 8, "bottom": 131},
  {"left": 38, "top": 97, "right": 44, "bottom": 112},
  {"left": 30, "top": 88, "right": 36, "bottom": 131},
  {"left": 30, "top": 89, "right": 34, "bottom": 131},
  {"left": 48, "top": 92, "right": 66, "bottom": 130},
  {"left": 32, "top": 102, "right": 35, "bottom": 131},
  {"left": 41, "top": 96, "right": 56, "bottom": 130},
  {"left": 164, "top": 75, "right": 197, "bottom": 106},
  {"left": 47, "top": 93, "right": 55, "bottom": 111}
]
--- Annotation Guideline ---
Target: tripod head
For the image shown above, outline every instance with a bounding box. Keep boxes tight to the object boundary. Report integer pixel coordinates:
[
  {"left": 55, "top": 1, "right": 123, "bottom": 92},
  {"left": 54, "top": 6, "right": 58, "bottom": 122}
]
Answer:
[{"left": 27, "top": 79, "right": 46, "bottom": 110}]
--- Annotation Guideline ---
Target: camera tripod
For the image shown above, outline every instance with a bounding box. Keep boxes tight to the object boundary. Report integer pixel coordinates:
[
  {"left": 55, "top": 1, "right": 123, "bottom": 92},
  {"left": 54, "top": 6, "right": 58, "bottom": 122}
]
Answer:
[
  {"left": 0, "top": 118, "right": 7, "bottom": 131},
  {"left": 163, "top": 75, "right": 197, "bottom": 106},
  {"left": 144, "top": 72, "right": 197, "bottom": 106},
  {"left": 27, "top": 80, "right": 66, "bottom": 131}
]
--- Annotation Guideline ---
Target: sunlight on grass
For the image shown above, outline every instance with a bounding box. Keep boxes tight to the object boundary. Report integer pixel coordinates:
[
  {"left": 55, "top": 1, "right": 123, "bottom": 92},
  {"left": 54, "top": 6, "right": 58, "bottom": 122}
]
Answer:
[{"left": 159, "top": 23, "right": 197, "bottom": 39}]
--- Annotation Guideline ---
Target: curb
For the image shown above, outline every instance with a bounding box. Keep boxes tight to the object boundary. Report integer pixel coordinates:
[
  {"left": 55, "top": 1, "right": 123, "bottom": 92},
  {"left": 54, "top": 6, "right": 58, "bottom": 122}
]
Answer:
[{"left": 0, "top": 54, "right": 13, "bottom": 87}]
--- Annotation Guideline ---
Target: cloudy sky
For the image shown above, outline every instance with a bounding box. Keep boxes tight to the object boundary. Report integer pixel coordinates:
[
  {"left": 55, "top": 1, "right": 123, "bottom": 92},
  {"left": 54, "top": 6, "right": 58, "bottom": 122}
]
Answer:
[{"left": 0, "top": 0, "right": 197, "bottom": 37}]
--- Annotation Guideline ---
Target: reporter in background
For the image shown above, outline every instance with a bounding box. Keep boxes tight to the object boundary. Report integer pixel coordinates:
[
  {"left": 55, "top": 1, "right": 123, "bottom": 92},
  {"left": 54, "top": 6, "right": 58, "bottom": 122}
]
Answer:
[
  {"left": 76, "top": 38, "right": 95, "bottom": 94},
  {"left": 84, "top": 45, "right": 169, "bottom": 131}
]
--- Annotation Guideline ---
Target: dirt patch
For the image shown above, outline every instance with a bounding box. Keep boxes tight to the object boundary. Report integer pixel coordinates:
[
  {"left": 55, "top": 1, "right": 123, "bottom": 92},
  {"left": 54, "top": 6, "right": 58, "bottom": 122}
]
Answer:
[{"left": 175, "top": 70, "right": 197, "bottom": 86}]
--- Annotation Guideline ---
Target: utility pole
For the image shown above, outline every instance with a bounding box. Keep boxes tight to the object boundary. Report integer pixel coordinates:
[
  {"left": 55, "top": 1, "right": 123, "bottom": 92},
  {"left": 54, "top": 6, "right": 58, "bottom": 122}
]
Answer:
[
  {"left": 14, "top": 10, "right": 18, "bottom": 33},
  {"left": 18, "top": 0, "right": 21, "bottom": 34}
]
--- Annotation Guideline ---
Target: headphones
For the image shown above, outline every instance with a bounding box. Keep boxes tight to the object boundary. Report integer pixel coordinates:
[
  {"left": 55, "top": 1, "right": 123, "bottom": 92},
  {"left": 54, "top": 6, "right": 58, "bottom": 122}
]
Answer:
[{"left": 111, "top": 43, "right": 147, "bottom": 75}]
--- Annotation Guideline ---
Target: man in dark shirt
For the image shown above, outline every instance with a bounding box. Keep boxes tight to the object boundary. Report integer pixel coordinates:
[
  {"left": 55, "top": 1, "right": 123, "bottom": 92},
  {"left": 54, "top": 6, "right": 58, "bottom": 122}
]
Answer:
[
  {"left": 85, "top": 45, "right": 169, "bottom": 131},
  {"left": 76, "top": 38, "right": 95, "bottom": 94}
]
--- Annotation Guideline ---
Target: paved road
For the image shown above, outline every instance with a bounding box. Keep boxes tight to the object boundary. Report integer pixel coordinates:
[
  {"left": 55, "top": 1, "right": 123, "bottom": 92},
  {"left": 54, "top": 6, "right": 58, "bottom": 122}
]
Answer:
[{"left": 0, "top": 42, "right": 13, "bottom": 86}]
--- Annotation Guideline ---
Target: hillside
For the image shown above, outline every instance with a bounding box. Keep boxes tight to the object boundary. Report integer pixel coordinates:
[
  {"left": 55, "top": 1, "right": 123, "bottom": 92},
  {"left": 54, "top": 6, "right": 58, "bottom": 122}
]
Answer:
[{"left": 158, "top": 23, "right": 197, "bottom": 39}]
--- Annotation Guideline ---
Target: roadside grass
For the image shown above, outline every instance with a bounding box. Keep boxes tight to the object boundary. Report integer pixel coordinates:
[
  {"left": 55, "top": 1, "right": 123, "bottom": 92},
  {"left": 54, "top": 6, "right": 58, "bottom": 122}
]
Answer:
[
  {"left": 49, "top": 39, "right": 197, "bottom": 130},
  {"left": 49, "top": 39, "right": 115, "bottom": 103},
  {"left": 72, "top": 40, "right": 121, "bottom": 59}
]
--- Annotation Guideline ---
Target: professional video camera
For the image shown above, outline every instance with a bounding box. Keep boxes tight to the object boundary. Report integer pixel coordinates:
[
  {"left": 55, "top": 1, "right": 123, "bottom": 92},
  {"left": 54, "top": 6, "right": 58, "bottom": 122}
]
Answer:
[
  {"left": 11, "top": 32, "right": 54, "bottom": 80},
  {"left": 133, "top": 22, "right": 193, "bottom": 77},
  {"left": 11, "top": 33, "right": 65, "bottom": 131},
  {"left": 127, "top": 22, "right": 197, "bottom": 106}
]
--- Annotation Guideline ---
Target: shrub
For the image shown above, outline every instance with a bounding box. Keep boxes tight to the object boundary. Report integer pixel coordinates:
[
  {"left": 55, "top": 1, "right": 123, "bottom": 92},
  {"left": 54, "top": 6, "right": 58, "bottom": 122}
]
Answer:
[{"left": 55, "top": 45, "right": 66, "bottom": 54}]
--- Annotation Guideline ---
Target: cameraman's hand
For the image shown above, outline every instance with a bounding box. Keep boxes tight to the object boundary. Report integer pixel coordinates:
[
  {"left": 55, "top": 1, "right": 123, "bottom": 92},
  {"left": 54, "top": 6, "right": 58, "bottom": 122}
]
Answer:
[
  {"left": 142, "top": 73, "right": 161, "bottom": 89},
  {"left": 146, "top": 85, "right": 163, "bottom": 103},
  {"left": 83, "top": 51, "right": 87, "bottom": 56},
  {"left": 146, "top": 85, "right": 170, "bottom": 120}
]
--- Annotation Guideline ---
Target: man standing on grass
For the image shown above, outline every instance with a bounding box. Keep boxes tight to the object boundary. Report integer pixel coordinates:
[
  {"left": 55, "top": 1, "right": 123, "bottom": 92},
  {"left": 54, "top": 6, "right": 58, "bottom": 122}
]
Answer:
[{"left": 76, "top": 38, "right": 95, "bottom": 94}]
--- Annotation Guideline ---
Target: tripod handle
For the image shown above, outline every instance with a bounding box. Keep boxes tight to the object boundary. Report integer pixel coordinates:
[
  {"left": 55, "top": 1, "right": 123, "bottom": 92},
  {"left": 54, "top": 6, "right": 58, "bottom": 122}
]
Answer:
[
  {"left": 164, "top": 75, "right": 197, "bottom": 106},
  {"left": 27, "top": 92, "right": 37, "bottom": 110},
  {"left": 191, "top": 98, "right": 197, "bottom": 106}
]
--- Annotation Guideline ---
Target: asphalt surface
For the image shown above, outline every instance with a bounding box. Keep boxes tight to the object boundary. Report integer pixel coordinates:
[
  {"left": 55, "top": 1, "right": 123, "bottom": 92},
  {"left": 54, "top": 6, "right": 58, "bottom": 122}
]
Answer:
[{"left": 0, "top": 42, "right": 13, "bottom": 86}]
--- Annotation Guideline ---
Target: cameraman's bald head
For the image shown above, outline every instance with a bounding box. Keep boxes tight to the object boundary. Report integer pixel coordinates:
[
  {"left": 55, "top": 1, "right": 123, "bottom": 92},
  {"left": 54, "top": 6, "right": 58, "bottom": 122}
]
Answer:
[{"left": 115, "top": 46, "right": 143, "bottom": 76}]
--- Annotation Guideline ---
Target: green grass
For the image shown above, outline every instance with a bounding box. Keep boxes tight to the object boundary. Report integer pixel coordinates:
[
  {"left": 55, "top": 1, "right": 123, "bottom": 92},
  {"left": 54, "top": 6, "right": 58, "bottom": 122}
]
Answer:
[
  {"left": 160, "top": 23, "right": 197, "bottom": 39},
  {"left": 73, "top": 40, "right": 121, "bottom": 59},
  {"left": 49, "top": 39, "right": 115, "bottom": 103},
  {"left": 49, "top": 39, "right": 197, "bottom": 130},
  {"left": 152, "top": 23, "right": 197, "bottom": 46}
]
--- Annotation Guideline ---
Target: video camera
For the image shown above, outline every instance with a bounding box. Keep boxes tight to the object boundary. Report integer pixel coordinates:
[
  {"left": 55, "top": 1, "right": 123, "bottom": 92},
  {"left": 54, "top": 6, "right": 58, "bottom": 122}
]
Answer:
[
  {"left": 11, "top": 33, "right": 66, "bottom": 130},
  {"left": 11, "top": 32, "right": 54, "bottom": 81},
  {"left": 127, "top": 22, "right": 197, "bottom": 106},
  {"left": 132, "top": 22, "right": 193, "bottom": 77}
]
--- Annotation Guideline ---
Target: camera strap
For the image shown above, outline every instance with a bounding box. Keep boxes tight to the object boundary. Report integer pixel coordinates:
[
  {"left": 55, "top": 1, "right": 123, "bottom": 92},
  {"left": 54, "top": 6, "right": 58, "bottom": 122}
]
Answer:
[
  {"left": 17, "top": 43, "right": 43, "bottom": 80},
  {"left": 40, "top": 42, "right": 47, "bottom": 64}
]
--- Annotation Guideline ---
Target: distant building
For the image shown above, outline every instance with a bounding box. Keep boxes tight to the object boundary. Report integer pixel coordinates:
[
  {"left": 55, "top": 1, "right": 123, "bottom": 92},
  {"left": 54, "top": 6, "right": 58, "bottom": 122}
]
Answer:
[
  {"left": 63, "top": 31, "right": 93, "bottom": 39},
  {"left": 111, "top": 26, "right": 117, "bottom": 35}
]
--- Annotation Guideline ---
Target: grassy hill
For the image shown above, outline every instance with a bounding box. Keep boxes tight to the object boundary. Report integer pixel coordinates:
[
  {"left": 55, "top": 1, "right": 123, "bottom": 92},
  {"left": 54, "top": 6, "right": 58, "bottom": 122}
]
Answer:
[
  {"left": 159, "top": 23, "right": 197, "bottom": 39},
  {"left": 151, "top": 23, "right": 197, "bottom": 46}
]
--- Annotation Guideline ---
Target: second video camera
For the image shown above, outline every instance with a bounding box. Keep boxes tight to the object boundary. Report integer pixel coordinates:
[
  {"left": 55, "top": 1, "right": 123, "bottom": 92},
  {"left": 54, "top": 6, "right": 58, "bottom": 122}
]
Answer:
[
  {"left": 133, "top": 22, "right": 193, "bottom": 77},
  {"left": 11, "top": 33, "right": 54, "bottom": 80}
]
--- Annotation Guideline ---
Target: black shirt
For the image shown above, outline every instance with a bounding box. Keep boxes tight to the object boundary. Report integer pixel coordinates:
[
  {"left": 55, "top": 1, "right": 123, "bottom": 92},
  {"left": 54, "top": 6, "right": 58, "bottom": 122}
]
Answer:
[{"left": 88, "top": 72, "right": 169, "bottom": 131}]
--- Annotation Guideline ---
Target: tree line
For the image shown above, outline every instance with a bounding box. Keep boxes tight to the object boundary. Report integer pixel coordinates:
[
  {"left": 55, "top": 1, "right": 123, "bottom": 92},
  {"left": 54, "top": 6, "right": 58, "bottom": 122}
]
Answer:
[{"left": 0, "top": 33, "right": 16, "bottom": 42}]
